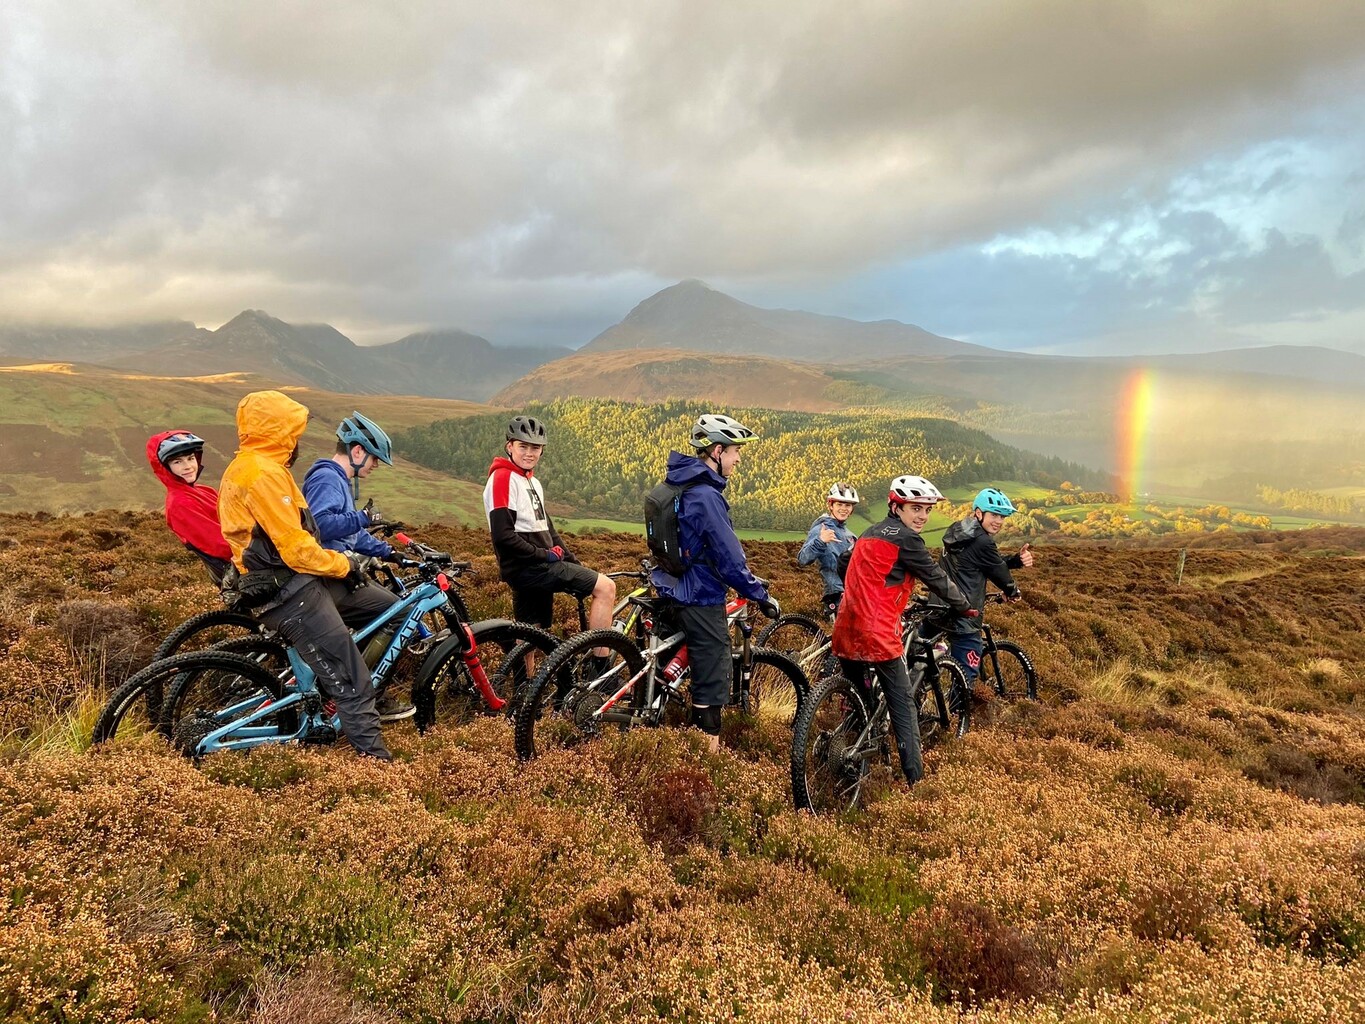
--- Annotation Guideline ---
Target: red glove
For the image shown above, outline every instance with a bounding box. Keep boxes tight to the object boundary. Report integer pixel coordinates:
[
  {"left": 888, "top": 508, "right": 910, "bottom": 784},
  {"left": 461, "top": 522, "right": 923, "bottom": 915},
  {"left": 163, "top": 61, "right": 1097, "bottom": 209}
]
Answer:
[{"left": 546, "top": 545, "right": 565, "bottom": 562}]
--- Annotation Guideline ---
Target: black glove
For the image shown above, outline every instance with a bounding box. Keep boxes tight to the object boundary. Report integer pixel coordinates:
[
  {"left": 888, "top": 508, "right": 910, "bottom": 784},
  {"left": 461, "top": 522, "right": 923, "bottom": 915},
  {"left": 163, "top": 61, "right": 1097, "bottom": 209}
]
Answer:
[
  {"left": 1005, "top": 585, "right": 1022, "bottom": 602},
  {"left": 381, "top": 546, "right": 404, "bottom": 563},
  {"left": 345, "top": 551, "right": 382, "bottom": 586},
  {"left": 758, "top": 597, "right": 781, "bottom": 620}
]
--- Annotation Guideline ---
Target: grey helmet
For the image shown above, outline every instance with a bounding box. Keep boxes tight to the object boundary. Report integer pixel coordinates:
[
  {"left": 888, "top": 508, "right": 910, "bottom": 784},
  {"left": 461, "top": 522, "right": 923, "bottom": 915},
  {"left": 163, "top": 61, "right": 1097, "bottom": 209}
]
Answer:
[
  {"left": 689, "top": 413, "right": 757, "bottom": 450},
  {"left": 506, "top": 415, "right": 547, "bottom": 445}
]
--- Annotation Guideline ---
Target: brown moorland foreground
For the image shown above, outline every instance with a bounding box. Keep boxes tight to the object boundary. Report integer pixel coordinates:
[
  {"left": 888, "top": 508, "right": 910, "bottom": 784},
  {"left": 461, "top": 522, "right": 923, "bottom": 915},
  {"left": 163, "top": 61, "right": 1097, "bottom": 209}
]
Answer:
[{"left": 1, "top": 511, "right": 1363, "bottom": 1023}]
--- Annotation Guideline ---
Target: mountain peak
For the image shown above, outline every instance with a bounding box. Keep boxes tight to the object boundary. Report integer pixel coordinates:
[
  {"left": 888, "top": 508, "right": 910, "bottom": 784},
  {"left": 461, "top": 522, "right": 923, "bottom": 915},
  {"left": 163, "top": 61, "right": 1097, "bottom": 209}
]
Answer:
[{"left": 582, "top": 281, "right": 975, "bottom": 361}]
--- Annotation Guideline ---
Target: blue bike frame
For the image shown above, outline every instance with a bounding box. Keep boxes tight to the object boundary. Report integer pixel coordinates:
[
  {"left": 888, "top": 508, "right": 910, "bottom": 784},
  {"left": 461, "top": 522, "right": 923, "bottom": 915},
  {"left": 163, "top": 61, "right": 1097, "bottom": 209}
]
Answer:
[{"left": 193, "top": 581, "right": 454, "bottom": 755}]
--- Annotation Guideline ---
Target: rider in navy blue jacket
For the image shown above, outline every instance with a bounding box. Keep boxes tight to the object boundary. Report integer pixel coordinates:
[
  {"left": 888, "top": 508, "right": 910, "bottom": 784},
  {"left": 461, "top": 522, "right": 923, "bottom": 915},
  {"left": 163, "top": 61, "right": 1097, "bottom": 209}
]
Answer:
[
  {"left": 300, "top": 414, "right": 413, "bottom": 721},
  {"left": 651, "top": 414, "right": 779, "bottom": 751},
  {"left": 303, "top": 458, "right": 395, "bottom": 560}
]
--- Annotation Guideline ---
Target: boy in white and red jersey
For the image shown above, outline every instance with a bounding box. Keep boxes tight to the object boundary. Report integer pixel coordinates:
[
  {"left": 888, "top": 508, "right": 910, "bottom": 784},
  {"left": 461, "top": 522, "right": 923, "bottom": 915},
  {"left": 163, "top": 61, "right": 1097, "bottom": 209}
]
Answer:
[{"left": 483, "top": 416, "right": 616, "bottom": 637}]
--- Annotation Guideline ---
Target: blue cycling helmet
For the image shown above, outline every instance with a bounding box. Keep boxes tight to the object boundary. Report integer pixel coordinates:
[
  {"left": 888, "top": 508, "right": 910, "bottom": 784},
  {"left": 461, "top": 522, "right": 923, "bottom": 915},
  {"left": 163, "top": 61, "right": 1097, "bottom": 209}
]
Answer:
[
  {"left": 973, "top": 487, "right": 1015, "bottom": 516},
  {"left": 337, "top": 412, "right": 393, "bottom": 466}
]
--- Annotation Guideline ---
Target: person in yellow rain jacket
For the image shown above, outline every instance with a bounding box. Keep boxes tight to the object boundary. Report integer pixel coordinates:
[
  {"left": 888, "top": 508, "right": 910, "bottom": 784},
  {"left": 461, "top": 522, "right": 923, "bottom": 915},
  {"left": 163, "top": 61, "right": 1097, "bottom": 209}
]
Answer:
[{"left": 218, "top": 390, "right": 393, "bottom": 761}]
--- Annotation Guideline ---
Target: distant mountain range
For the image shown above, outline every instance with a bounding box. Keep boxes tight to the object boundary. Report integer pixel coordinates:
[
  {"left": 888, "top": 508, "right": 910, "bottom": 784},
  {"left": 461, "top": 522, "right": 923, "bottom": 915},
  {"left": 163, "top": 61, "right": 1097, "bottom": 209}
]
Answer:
[
  {"left": 0, "top": 313, "right": 570, "bottom": 402},
  {"left": 6, "top": 281, "right": 1365, "bottom": 495}
]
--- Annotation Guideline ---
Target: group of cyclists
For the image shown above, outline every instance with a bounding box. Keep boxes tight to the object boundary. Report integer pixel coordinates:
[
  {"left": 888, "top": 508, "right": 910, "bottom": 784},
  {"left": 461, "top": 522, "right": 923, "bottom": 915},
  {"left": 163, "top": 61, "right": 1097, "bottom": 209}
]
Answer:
[{"left": 148, "top": 391, "right": 1034, "bottom": 783}]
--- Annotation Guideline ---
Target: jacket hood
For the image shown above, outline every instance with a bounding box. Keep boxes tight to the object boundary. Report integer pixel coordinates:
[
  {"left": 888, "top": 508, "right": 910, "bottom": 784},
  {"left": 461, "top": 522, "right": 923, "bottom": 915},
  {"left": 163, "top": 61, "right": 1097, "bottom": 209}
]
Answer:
[
  {"left": 487, "top": 456, "right": 531, "bottom": 478},
  {"left": 147, "top": 429, "right": 201, "bottom": 488},
  {"left": 664, "top": 450, "right": 726, "bottom": 490},
  {"left": 942, "top": 515, "right": 982, "bottom": 548},
  {"left": 236, "top": 390, "right": 309, "bottom": 465}
]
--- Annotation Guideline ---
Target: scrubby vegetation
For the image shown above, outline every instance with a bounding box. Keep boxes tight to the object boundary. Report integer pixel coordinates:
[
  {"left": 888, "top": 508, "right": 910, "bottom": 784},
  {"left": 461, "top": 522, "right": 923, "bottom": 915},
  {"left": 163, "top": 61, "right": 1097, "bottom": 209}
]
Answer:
[
  {"left": 395, "top": 399, "right": 1109, "bottom": 531},
  {"left": 2, "top": 510, "right": 1364, "bottom": 1022}
]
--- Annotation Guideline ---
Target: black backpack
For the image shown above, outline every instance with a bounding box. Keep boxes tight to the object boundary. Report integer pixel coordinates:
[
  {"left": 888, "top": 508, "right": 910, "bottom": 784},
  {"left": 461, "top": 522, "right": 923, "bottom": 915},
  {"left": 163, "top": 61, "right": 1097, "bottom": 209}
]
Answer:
[{"left": 643, "top": 480, "right": 701, "bottom": 576}]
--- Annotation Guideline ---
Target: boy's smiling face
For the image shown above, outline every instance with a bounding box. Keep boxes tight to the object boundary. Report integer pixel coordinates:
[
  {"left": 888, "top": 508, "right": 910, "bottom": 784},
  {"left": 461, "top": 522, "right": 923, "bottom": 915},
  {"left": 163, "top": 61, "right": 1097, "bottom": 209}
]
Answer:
[{"left": 167, "top": 453, "right": 199, "bottom": 483}]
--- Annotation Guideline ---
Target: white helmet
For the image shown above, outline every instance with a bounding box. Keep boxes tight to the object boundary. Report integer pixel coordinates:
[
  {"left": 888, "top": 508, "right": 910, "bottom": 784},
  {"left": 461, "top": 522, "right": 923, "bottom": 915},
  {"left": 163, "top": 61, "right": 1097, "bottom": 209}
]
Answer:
[
  {"left": 889, "top": 475, "right": 944, "bottom": 505},
  {"left": 826, "top": 482, "right": 860, "bottom": 504},
  {"left": 689, "top": 413, "right": 757, "bottom": 450}
]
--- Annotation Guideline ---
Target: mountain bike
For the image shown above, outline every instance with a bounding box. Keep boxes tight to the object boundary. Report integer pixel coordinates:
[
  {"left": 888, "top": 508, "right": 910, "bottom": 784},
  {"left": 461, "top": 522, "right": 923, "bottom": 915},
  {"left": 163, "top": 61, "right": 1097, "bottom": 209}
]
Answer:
[
  {"left": 975, "top": 592, "right": 1039, "bottom": 702},
  {"left": 94, "top": 535, "right": 557, "bottom": 749},
  {"left": 513, "top": 594, "right": 806, "bottom": 760},
  {"left": 790, "top": 598, "right": 970, "bottom": 813},
  {"left": 109, "top": 523, "right": 476, "bottom": 738}
]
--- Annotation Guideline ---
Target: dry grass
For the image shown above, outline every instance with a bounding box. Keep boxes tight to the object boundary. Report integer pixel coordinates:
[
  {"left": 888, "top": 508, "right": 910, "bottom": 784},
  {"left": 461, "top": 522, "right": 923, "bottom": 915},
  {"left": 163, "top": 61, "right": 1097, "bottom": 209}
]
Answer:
[{"left": 1, "top": 511, "right": 1364, "bottom": 1022}]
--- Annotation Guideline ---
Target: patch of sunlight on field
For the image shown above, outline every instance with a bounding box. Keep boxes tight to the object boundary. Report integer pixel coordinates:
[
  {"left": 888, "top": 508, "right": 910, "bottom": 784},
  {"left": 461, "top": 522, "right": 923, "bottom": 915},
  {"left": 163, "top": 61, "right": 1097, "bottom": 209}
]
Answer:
[
  {"left": 1185, "top": 566, "right": 1284, "bottom": 588},
  {"left": 1083, "top": 658, "right": 1243, "bottom": 709}
]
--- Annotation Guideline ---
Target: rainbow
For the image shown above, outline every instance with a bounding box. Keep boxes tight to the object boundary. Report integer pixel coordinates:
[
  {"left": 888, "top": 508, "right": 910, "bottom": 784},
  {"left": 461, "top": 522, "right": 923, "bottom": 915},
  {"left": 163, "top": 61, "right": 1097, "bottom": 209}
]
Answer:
[{"left": 1117, "top": 368, "right": 1155, "bottom": 500}]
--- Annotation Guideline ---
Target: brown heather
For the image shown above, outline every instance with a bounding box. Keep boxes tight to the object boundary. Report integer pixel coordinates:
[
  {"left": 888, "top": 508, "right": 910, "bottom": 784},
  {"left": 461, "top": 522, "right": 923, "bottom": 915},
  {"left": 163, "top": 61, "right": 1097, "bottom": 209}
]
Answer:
[{"left": 1, "top": 510, "right": 1364, "bottom": 1022}]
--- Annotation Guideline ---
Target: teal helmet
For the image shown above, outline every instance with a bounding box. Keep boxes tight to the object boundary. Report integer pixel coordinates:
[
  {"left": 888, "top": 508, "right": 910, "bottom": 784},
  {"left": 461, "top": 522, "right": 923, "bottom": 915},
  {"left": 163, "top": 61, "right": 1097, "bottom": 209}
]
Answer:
[
  {"left": 337, "top": 412, "right": 393, "bottom": 465},
  {"left": 973, "top": 487, "right": 1015, "bottom": 516}
]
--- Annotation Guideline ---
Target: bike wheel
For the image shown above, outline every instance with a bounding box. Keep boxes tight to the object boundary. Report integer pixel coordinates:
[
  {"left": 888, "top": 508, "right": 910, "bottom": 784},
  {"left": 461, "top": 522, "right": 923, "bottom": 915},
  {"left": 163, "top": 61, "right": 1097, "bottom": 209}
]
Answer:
[
  {"left": 791, "top": 674, "right": 874, "bottom": 814},
  {"left": 981, "top": 640, "right": 1038, "bottom": 701},
  {"left": 159, "top": 650, "right": 290, "bottom": 757},
  {"left": 915, "top": 662, "right": 951, "bottom": 750},
  {"left": 92, "top": 635, "right": 286, "bottom": 744},
  {"left": 153, "top": 609, "right": 262, "bottom": 662},
  {"left": 513, "top": 629, "right": 646, "bottom": 761},
  {"left": 755, "top": 614, "right": 836, "bottom": 682},
  {"left": 937, "top": 656, "right": 971, "bottom": 738},
  {"left": 414, "top": 620, "right": 559, "bottom": 727},
  {"left": 162, "top": 635, "right": 291, "bottom": 735},
  {"left": 730, "top": 649, "right": 808, "bottom": 756}
]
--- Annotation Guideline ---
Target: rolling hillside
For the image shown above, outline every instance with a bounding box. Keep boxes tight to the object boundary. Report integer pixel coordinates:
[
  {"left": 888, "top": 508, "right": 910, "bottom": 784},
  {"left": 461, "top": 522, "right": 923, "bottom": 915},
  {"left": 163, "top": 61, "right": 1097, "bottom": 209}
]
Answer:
[
  {"left": 0, "top": 362, "right": 492, "bottom": 522},
  {"left": 498, "top": 347, "right": 1365, "bottom": 500}
]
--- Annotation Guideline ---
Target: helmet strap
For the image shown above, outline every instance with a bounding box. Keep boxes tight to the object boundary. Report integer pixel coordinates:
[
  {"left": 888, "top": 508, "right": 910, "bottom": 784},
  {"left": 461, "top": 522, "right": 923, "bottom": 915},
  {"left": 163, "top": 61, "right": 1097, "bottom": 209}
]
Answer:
[{"left": 347, "top": 446, "right": 370, "bottom": 501}]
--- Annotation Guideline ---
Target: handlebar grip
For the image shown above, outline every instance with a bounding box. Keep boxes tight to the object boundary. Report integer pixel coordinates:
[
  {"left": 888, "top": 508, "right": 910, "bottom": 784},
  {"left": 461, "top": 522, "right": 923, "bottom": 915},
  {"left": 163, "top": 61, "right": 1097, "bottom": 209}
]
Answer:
[{"left": 394, "top": 532, "right": 412, "bottom": 547}]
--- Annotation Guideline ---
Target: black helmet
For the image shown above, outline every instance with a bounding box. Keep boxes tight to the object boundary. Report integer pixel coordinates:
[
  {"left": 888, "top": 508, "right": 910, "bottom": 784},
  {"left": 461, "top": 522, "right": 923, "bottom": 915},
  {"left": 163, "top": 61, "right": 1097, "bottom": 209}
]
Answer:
[
  {"left": 506, "top": 415, "right": 547, "bottom": 445},
  {"left": 157, "top": 432, "right": 206, "bottom": 468}
]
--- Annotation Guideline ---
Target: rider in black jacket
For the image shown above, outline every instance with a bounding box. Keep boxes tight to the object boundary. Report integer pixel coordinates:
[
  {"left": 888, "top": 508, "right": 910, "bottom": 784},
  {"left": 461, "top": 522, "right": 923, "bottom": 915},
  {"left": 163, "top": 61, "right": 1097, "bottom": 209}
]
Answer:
[{"left": 940, "top": 488, "right": 1034, "bottom": 697}]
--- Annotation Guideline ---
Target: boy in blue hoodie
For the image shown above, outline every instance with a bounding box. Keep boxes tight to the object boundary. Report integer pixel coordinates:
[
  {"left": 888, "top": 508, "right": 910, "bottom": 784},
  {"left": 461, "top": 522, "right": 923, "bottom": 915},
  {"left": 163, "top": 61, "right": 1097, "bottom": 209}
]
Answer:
[
  {"left": 797, "top": 482, "right": 859, "bottom": 614},
  {"left": 651, "top": 413, "right": 780, "bottom": 752},
  {"left": 302, "top": 412, "right": 413, "bottom": 721}
]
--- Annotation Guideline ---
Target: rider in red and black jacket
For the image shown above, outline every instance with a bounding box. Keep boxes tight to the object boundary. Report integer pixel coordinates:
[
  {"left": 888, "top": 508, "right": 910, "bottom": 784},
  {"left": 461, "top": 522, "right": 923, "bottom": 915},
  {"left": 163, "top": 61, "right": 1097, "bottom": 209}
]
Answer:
[{"left": 833, "top": 474, "right": 969, "bottom": 786}]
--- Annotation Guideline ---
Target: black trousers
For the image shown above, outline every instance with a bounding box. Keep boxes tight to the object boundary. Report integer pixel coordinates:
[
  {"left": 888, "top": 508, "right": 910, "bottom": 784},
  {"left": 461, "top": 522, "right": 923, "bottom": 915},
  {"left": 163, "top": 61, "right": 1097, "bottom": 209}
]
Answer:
[
  {"left": 259, "top": 577, "right": 397, "bottom": 760},
  {"left": 838, "top": 656, "right": 923, "bottom": 786},
  {"left": 674, "top": 603, "right": 732, "bottom": 708}
]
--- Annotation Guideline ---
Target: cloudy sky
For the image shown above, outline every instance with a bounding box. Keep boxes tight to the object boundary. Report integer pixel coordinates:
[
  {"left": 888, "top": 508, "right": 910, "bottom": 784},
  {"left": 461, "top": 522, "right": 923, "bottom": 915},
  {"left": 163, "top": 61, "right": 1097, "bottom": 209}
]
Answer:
[{"left": 4, "top": 0, "right": 1365, "bottom": 353}]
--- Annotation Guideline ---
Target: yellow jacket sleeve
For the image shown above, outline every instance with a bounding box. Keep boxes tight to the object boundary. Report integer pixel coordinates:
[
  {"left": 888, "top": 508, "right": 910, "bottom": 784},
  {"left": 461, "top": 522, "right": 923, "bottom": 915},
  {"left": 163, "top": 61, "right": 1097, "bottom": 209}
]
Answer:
[{"left": 244, "top": 462, "right": 351, "bottom": 578}]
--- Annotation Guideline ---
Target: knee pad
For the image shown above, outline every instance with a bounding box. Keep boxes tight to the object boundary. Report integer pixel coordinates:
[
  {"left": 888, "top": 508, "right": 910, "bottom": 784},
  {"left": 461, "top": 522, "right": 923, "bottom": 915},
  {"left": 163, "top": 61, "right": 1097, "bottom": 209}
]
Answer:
[{"left": 690, "top": 704, "right": 723, "bottom": 736}]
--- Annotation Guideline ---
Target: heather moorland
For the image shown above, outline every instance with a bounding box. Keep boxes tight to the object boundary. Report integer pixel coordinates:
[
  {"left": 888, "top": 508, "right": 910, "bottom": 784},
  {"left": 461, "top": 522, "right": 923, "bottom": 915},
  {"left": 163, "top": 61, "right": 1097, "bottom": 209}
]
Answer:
[{"left": 1, "top": 511, "right": 1363, "bottom": 1023}]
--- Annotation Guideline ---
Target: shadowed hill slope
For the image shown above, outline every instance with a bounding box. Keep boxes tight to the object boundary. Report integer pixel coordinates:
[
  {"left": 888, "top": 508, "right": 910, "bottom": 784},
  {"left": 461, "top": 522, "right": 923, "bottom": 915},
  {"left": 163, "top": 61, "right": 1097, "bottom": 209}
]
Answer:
[{"left": 0, "top": 362, "right": 492, "bottom": 521}]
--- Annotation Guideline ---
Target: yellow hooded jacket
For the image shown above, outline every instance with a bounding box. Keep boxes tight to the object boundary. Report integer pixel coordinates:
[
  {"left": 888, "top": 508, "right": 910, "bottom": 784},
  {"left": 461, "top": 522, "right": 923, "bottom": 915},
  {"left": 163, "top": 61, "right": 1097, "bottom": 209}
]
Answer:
[{"left": 218, "top": 390, "right": 351, "bottom": 578}]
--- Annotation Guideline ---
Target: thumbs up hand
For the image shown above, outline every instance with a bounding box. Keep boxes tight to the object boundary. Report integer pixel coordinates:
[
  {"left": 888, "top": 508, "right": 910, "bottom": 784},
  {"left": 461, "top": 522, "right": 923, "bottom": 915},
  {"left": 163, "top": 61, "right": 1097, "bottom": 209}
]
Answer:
[{"left": 1019, "top": 543, "right": 1034, "bottom": 568}]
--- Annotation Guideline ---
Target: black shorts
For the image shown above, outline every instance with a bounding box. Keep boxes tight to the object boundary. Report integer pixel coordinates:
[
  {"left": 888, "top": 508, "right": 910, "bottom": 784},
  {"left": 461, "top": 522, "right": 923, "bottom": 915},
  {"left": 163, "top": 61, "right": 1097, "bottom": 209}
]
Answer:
[{"left": 506, "top": 560, "right": 600, "bottom": 628}]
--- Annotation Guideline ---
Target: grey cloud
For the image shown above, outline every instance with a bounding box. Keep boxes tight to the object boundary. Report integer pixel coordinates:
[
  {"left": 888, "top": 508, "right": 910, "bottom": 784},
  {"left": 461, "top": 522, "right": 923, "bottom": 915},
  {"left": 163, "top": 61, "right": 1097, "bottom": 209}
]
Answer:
[{"left": 3, "top": 0, "right": 1365, "bottom": 343}]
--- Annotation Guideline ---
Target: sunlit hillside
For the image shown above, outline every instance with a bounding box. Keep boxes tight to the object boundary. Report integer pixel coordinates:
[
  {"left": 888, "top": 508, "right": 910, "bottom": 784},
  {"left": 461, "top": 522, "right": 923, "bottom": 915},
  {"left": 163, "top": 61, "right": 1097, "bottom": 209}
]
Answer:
[
  {"left": 1, "top": 510, "right": 1362, "bottom": 1022},
  {"left": 0, "top": 362, "right": 493, "bottom": 522}
]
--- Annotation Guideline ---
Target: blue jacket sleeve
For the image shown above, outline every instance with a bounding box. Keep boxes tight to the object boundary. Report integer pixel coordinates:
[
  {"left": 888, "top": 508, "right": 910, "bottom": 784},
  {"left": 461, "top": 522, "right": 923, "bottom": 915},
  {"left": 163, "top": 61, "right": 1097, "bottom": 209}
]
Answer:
[
  {"left": 797, "top": 521, "right": 825, "bottom": 566},
  {"left": 303, "top": 468, "right": 367, "bottom": 542},
  {"left": 695, "top": 489, "right": 769, "bottom": 602}
]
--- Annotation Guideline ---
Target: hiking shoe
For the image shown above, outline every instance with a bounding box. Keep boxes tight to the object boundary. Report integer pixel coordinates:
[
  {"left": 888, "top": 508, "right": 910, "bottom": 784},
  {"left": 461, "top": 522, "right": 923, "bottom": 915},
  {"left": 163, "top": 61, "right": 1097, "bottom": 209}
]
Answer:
[{"left": 375, "top": 694, "right": 416, "bottom": 722}]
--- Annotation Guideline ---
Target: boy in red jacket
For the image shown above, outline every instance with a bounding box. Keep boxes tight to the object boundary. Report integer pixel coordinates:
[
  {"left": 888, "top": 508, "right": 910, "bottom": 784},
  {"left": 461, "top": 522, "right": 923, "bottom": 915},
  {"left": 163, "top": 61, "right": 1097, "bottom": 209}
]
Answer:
[{"left": 147, "top": 431, "right": 233, "bottom": 585}]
